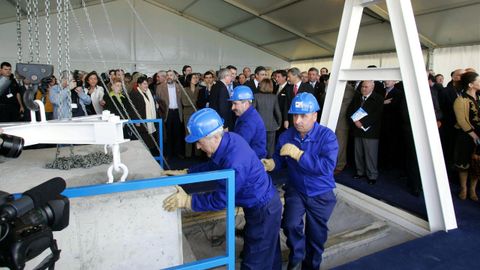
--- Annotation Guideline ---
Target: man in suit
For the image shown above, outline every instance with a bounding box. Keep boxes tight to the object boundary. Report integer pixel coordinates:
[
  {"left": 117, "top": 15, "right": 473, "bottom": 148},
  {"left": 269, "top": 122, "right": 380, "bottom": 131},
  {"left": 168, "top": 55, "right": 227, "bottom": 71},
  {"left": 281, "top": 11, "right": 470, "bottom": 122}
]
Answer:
[
  {"left": 440, "top": 68, "right": 464, "bottom": 177},
  {"left": 156, "top": 70, "right": 184, "bottom": 158},
  {"left": 178, "top": 65, "right": 192, "bottom": 87},
  {"left": 379, "top": 80, "right": 402, "bottom": 170},
  {"left": 209, "top": 68, "right": 234, "bottom": 131},
  {"left": 284, "top": 67, "right": 314, "bottom": 129},
  {"left": 347, "top": 80, "right": 384, "bottom": 184},
  {"left": 226, "top": 65, "right": 239, "bottom": 97},
  {"left": 245, "top": 66, "right": 267, "bottom": 94},
  {"left": 308, "top": 67, "right": 326, "bottom": 119},
  {"left": 335, "top": 84, "right": 356, "bottom": 174},
  {"left": 243, "top": 67, "right": 252, "bottom": 81},
  {"left": 197, "top": 71, "right": 214, "bottom": 109}
]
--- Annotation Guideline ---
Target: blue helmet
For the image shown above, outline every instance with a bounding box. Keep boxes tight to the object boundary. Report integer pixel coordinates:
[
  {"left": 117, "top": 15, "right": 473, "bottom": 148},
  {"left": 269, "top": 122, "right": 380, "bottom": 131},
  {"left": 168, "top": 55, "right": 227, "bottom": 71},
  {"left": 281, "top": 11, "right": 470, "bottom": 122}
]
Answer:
[
  {"left": 228, "top": 85, "right": 254, "bottom": 101},
  {"left": 185, "top": 108, "right": 224, "bottom": 143},
  {"left": 288, "top": 92, "right": 320, "bottom": 114}
]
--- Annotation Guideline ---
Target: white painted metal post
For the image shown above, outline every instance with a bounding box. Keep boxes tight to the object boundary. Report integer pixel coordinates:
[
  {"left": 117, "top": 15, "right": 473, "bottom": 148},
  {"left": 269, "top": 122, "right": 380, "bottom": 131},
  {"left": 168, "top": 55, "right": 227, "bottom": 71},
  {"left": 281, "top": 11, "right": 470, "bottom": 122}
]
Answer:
[
  {"left": 386, "top": 0, "right": 456, "bottom": 231},
  {"left": 320, "top": 0, "right": 364, "bottom": 129},
  {"left": 322, "top": 0, "right": 457, "bottom": 232}
]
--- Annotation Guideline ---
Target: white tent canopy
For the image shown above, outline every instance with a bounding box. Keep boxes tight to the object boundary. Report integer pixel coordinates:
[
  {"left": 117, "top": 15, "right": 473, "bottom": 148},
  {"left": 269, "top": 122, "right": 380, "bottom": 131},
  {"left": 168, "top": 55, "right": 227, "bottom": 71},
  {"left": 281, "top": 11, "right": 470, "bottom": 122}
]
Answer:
[{"left": 0, "top": 0, "right": 478, "bottom": 76}]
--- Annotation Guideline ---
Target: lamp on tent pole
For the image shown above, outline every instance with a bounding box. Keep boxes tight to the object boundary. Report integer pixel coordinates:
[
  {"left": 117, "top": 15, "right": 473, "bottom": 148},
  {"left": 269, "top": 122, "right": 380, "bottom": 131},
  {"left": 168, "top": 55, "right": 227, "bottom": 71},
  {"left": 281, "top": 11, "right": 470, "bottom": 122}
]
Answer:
[
  {"left": 32, "top": 0, "right": 40, "bottom": 63},
  {"left": 26, "top": 0, "right": 33, "bottom": 63},
  {"left": 45, "top": 0, "right": 52, "bottom": 65},
  {"left": 16, "top": 0, "right": 22, "bottom": 63}
]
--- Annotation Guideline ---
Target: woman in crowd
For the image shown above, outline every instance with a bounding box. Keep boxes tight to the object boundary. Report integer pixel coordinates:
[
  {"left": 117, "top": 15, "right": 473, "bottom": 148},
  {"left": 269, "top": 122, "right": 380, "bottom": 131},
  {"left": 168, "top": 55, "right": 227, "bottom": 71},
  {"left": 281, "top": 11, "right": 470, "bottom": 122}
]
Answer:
[
  {"left": 182, "top": 73, "right": 201, "bottom": 157},
  {"left": 50, "top": 71, "right": 91, "bottom": 119},
  {"left": 453, "top": 71, "right": 480, "bottom": 200},
  {"left": 104, "top": 78, "right": 132, "bottom": 119},
  {"left": 84, "top": 71, "right": 105, "bottom": 115},
  {"left": 253, "top": 78, "right": 282, "bottom": 158},
  {"left": 130, "top": 76, "right": 158, "bottom": 155}
]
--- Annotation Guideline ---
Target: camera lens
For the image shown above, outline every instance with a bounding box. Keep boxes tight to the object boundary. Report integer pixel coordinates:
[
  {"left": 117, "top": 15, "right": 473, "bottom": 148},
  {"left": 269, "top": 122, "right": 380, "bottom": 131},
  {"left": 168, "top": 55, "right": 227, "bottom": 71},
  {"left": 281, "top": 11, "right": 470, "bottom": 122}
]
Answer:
[{"left": 0, "top": 134, "right": 24, "bottom": 158}]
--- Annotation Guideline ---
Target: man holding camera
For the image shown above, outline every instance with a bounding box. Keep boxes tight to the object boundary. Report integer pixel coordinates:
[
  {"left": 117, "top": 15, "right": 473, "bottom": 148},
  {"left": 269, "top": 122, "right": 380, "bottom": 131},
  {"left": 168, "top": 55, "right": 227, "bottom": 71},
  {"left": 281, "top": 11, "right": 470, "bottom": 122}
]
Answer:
[
  {"left": 162, "top": 108, "right": 282, "bottom": 270},
  {"left": 262, "top": 93, "right": 338, "bottom": 270},
  {"left": 0, "top": 62, "right": 24, "bottom": 122}
]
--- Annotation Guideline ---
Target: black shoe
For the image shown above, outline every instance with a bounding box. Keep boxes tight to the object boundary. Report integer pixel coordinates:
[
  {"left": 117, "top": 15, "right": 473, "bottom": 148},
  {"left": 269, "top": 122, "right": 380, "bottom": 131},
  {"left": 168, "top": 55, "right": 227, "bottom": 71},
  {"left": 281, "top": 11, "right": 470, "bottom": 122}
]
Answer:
[
  {"left": 353, "top": 174, "right": 365, "bottom": 179},
  {"left": 287, "top": 262, "right": 302, "bottom": 270},
  {"left": 367, "top": 178, "right": 377, "bottom": 185}
]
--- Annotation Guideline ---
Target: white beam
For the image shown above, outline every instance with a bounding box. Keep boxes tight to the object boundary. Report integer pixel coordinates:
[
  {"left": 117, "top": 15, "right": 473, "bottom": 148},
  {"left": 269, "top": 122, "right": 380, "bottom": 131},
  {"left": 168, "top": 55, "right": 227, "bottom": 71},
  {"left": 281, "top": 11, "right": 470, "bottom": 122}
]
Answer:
[{"left": 386, "top": 0, "right": 456, "bottom": 232}]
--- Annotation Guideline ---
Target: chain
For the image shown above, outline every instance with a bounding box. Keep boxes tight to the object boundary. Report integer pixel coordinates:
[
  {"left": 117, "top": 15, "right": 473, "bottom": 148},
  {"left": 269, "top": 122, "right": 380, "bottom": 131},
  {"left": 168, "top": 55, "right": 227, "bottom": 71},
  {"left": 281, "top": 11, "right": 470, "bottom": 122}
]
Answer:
[
  {"left": 16, "top": 0, "right": 22, "bottom": 63},
  {"left": 32, "top": 0, "right": 40, "bottom": 63},
  {"left": 100, "top": 0, "right": 120, "bottom": 63},
  {"left": 81, "top": 0, "right": 106, "bottom": 66},
  {"left": 63, "top": 0, "right": 71, "bottom": 74},
  {"left": 45, "top": 0, "right": 51, "bottom": 64},
  {"left": 56, "top": 0, "right": 63, "bottom": 75},
  {"left": 47, "top": 150, "right": 113, "bottom": 170},
  {"left": 26, "top": 0, "right": 33, "bottom": 63},
  {"left": 68, "top": 1, "right": 94, "bottom": 61}
]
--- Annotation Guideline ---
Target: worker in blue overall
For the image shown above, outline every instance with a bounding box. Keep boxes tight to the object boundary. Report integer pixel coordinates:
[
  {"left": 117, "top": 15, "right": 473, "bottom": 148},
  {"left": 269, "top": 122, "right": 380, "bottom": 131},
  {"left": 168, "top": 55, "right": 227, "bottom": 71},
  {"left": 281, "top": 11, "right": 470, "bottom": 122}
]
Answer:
[
  {"left": 163, "top": 108, "right": 282, "bottom": 270},
  {"left": 229, "top": 85, "right": 267, "bottom": 159},
  {"left": 262, "top": 93, "right": 338, "bottom": 270}
]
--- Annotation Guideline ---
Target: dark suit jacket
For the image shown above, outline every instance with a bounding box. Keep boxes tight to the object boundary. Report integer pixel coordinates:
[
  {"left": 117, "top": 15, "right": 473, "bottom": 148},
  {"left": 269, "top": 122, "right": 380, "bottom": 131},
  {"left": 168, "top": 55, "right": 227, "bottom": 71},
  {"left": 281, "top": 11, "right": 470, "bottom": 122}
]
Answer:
[
  {"left": 209, "top": 80, "right": 234, "bottom": 130},
  {"left": 275, "top": 83, "right": 288, "bottom": 123},
  {"left": 244, "top": 79, "right": 259, "bottom": 94},
  {"left": 347, "top": 91, "right": 384, "bottom": 139},
  {"left": 284, "top": 82, "right": 315, "bottom": 126},
  {"left": 309, "top": 81, "right": 326, "bottom": 119}
]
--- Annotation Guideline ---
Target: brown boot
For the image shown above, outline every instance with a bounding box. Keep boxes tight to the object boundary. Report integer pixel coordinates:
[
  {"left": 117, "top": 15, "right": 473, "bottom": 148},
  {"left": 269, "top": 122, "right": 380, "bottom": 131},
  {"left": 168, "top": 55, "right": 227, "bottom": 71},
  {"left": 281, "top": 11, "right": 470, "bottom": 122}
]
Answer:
[{"left": 469, "top": 179, "right": 478, "bottom": 201}]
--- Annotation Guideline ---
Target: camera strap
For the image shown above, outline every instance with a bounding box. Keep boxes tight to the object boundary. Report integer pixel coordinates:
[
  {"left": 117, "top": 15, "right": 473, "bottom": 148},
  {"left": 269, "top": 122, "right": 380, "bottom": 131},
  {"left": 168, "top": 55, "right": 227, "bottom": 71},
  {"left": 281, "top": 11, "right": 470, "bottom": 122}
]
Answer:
[{"left": 32, "top": 239, "right": 60, "bottom": 270}]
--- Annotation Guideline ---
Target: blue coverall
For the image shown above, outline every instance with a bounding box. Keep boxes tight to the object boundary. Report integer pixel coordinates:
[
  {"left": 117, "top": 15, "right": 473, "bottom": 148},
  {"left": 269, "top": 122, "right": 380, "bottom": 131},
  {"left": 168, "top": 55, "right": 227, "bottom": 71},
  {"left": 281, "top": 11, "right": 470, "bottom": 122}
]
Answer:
[
  {"left": 189, "top": 132, "right": 282, "bottom": 270},
  {"left": 272, "top": 122, "right": 338, "bottom": 269},
  {"left": 233, "top": 106, "right": 267, "bottom": 159}
]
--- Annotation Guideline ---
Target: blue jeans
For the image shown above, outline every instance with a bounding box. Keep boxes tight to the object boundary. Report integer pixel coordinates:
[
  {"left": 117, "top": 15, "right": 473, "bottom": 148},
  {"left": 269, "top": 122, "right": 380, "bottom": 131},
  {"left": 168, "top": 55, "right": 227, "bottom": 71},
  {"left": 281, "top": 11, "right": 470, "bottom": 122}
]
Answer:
[{"left": 282, "top": 187, "right": 336, "bottom": 269}]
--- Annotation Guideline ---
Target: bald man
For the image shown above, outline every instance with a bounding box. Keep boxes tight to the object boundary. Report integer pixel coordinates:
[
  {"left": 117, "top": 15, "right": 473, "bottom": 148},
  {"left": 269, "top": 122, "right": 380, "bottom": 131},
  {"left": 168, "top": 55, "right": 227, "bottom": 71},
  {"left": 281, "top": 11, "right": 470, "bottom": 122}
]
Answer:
[{"left": 347, "top": 81, "right": 384, "bottom": 184}]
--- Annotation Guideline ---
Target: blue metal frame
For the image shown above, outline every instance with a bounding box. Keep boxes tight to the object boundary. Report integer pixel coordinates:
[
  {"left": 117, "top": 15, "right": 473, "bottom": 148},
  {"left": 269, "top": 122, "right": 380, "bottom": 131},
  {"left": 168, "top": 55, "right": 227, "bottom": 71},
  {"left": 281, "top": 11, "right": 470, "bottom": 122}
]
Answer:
[
  {"left": 62, "top": 170, "right": 236, "bottom": 269},
  {"left": 127, "top": 118, "right": 164, "bottom": 167}
]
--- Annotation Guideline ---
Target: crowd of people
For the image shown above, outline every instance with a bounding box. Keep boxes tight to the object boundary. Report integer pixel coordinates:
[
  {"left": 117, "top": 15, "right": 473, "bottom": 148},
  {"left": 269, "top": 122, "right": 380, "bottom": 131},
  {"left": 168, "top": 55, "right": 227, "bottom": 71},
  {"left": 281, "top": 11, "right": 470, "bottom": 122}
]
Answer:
[
  {"left": 1, "top": 61, "right": 480, "bottom": 199},
  {"left": 1, "top": 59, "right": 480, "bottom": 268}
]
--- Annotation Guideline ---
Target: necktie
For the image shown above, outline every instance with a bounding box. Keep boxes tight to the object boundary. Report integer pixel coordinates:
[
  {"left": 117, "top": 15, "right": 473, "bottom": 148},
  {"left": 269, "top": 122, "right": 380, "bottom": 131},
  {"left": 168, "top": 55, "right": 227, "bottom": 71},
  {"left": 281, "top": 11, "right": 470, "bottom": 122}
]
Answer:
[
  {"left": 228, "top": 84, "right": 233, "bottom": 96},
  {"left": 361, "top": 96, "right": 367, "bottom": 106},
  {"left": 294, "top": 84, "right": 298, "bottom": 96}
]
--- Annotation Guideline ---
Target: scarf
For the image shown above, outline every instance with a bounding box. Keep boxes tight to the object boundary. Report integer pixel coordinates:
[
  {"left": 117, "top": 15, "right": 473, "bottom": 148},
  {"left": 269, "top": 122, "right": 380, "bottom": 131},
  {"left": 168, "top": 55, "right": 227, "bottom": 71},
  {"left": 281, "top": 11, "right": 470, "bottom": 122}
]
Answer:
[{"left": 137, "top": 87, "right": 156, "bottom": 134}]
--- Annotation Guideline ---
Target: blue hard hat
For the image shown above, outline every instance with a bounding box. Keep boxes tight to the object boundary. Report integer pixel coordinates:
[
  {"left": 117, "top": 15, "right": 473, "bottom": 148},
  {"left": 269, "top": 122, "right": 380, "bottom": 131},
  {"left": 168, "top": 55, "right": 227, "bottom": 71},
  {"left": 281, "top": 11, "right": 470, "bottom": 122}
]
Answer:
[
  {"left": 185, "top": 108, "right": 224, "bottom": 143},
  {"left": 288, "top": 92, "right": 320, "bottom": 114},
  {"left": 228, "top": 85, "right": 254, "bottom": 101}
]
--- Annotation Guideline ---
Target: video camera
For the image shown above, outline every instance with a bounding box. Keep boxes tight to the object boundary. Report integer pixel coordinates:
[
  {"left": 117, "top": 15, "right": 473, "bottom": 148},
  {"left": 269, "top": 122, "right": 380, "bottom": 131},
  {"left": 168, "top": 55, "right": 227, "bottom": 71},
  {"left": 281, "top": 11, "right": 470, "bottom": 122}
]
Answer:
[{"left": 0, "top": 178, "right": 69, "bottom": 270}]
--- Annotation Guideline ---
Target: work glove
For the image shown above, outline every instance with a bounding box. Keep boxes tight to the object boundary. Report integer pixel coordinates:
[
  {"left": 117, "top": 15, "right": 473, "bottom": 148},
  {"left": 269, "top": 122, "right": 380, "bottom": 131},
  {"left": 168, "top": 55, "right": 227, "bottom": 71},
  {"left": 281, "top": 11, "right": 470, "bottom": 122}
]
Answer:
[
  {"left": 162, "top": 169, "right": 188, "bottom": 176},
  {"left": 163, "top": 185, "right": 192, "bottom": 212},
  {"left": 280, "top": 143, "right": 304, "bottom": 162},
  {"left": 261, "top": 159, "right": 275, "bottom": 172}
]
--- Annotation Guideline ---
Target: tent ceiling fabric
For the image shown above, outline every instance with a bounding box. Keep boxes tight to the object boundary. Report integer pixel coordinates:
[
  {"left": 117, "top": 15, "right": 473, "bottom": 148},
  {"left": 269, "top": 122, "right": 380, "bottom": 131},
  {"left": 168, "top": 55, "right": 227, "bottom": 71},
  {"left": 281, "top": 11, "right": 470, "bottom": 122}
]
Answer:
[{"left": 1, "top": 0, "right": 479, "bottom": 62}]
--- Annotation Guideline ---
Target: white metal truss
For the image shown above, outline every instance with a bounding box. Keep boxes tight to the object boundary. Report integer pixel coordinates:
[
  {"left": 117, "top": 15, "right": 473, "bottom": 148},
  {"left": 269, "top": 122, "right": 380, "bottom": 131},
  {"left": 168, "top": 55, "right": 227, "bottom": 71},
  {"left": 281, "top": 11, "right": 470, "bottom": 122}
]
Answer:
[
  {"left": 0, "top": 103, "right": 129, "bottom": 183},
  {"left": 321, "top": 0, "right": 456, "bottom": 232}
]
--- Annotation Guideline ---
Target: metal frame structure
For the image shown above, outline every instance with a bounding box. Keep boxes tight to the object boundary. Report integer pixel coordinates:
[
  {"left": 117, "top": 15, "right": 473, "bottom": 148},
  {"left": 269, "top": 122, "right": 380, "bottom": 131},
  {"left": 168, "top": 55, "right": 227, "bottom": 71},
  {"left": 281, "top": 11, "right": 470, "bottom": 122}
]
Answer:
[
  {"left": 321, "top": 0, "right": 456, "bottom": 232},
  {"left": 62, "top": 170, "right": 236, "bottom": 269}
]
